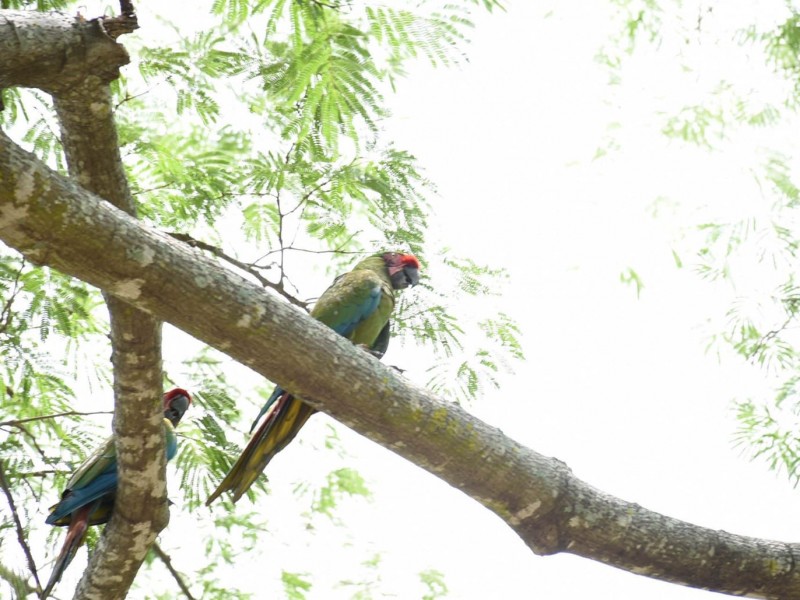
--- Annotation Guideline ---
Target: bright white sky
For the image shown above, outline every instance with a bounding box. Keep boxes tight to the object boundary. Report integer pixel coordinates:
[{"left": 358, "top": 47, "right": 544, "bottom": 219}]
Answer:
[
  {"left": 344, "top": 1, "right": 800, "bottom": 598},
  {"left": 29, "top": 1, "right": 800, "bottom": 598}
]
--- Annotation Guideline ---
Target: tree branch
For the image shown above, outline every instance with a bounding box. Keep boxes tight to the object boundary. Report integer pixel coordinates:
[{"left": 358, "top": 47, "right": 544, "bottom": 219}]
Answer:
[
  {"left": 1, "top": 130, "right": 799, "bottom": 598},
  {"left": 168, "top": 233, "right": 308, "bottom": 310},
  {"left": 151, "top": 542, "right": 197, "bottom": 600},
  {"left": 0, "top": 257, "right": 24, "bottom": 335},
  {"left": 0, "top": 459, "right": 42, "bottom": 593},
  {"left": 0, "top": 410, "right": 112, "bottom": 428},
  {"left": 0, "top": 11, "right": 130, "bottom": 93}
]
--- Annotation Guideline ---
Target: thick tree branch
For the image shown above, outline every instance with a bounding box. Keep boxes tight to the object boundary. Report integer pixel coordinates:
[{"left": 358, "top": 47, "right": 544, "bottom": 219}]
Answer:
[
  {"left": 1, "top": 131, "right": 799, "bottom": 599},
  {"left": 0, "top": 10, "right": 130, "bottom": 94}
]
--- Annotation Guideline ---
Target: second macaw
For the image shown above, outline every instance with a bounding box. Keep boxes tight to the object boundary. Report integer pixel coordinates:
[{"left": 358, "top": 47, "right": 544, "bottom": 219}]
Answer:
[
  {"left": 42, "top": 387, "right": 192, "bottom": 599},
  {"left": 206, "top": 251, "right": 420, "bottom": 505}
]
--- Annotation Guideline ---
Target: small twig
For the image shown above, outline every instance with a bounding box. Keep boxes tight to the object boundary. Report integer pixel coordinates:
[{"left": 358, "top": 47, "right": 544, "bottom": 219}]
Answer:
[
  {"left": 152, "top": 541, "right": 198, "bottom": 600},
  {"left": 309, "top": 0, "right": 343, "bottom": 9},
  {"left": 748, "top": 314, "right": 797, "bottom": 364},
  {"left": 253, "top": 241, "right": 364, "bottom": 263},
  {"left": 168, "top": 233, "right": 308, "bottom": 310},
  {"left": 131, "top": 183, "right": 179, "bottom": 196},
  {"left": 119, "top": 0, "right": 136, "bottom": 17},
  {"left": 0, "top": 460, "right": 42, "bottom": 592},
  {"left": 3, "top": 469, "right": 65, "bottom": 480},
  {"left": 283, "top": 174, "right": 335, "bottom": 219},
  {"left": 0, "top": 410, "right": 112, "bottom": 429},
  {"left": 0, "top": 258, "right": 26, "bottom": 336},
  {"left": 114, "top": 88, "right": 153, "bottom": 110},
  {"left": 0, "top": 422, "right": 49, "bottom": 464},
  {"left": 274, "top": 144, "right": 297, "bottom": 292}
]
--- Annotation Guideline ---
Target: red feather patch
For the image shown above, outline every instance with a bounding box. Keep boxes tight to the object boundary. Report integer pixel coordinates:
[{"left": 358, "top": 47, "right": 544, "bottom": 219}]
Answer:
[
  {"left": 163, "top": 387, "right": 192, "bottom": 409},
  {"left": 400, "top": 254, "right": 421, "bottom": 269}
]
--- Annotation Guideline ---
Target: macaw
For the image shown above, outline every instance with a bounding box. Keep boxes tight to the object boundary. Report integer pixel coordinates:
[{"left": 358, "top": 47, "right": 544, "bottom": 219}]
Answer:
[
  {"left": 206, "top": 251, "right": 420, "bottom": 505},
  {"left": 42, "top": 388, "right": 192, "bottom": 599}
]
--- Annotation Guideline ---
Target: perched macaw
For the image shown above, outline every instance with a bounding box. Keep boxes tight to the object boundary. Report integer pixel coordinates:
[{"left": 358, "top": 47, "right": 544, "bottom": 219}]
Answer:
[
  {"left": 42, "top": 388, "right": 192, "bottom": 599},
  {"left": 206, "top": 251, "right": 420, "bottom": 505}
]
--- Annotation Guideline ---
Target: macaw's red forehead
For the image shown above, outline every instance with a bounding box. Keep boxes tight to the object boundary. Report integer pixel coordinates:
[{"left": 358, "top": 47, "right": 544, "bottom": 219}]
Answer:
[
  {"left": 380, "top": 251, "right": 421, "bottom": 272},
  {"left": 163, "top": 387, "right": 192, "bottom": 408},
  {"left": 399, "top": 254, "right": 421, "bottom": 269}
]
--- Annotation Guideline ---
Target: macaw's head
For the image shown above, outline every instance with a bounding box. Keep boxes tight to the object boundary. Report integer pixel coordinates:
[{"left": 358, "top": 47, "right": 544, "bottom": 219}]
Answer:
[
  {"left": 163, "top": 388, "right": 192, "bottom": 426},
  {"left": 382, "top": 252, "right": 421, "bottom": 290}
]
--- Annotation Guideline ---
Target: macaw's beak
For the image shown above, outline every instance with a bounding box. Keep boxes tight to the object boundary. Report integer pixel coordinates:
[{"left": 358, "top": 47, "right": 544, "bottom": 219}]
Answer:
[
  {"left": 390, "top": 265, "right": 420, "bottom": 289},
  {"left": 405, "top": 266, "right": 420, "bottom": 287},
  {"left": 164, "top": 394, "right": 190, "bottom": 426}
]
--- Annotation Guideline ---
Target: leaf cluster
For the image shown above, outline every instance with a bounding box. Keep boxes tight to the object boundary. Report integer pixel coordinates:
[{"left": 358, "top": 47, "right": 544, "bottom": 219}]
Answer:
[{"left": 598, "top": 0, "right": 800, "bottom": 489}]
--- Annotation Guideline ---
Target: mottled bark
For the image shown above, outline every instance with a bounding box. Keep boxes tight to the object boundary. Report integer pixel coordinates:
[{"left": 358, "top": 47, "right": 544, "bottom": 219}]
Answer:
[
  {"left": 54, "top": 80, "right": 167, "bottom": 598},
  {"left": 1, "top": 132, "right": 799, "bottom": 599},
  {"left": 0, "top": 10, "right": 132, "bottom": 94}
]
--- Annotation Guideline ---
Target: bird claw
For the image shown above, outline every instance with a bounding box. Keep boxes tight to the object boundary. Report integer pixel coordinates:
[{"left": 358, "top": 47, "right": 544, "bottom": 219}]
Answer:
[
  {"left": 354, "top": 344, "right": 403, "bottom": 373},
  {"left": 356, "top": 343, "right": 385, "bottom": 359}
]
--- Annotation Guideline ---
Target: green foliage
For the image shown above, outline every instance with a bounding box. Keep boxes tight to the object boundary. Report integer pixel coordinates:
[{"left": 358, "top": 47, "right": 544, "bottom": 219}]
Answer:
[
  {"left": 734, "top": 398, "right": 800, "bottom": 486},
  {"left": 0, "top": 88, "right": 64, "bottom": 170},
  {"left": 337, "top": 552, "right": 385, "bottom": 599},
  {"left": 595, "top": 0, "right": 664, "bottom": 70},
  {"left": 619, "top": 267, "right": 644, "bottom": 298},
  {"left": 762, "top": 14, "right": 800, "bottom": 101},
  {"left": 661, "top": 104, "right": 726, "bottom": 149},
  {"left": 0, "top": 563, "right": 32, "bottom": 599},
  {"left": 419, "top": 568, "right": 449, "bottom": 600},
  {"left": 599, "top": 0, "right": 800, "bottom": 490},
  {"left": 282, "top": 570, "right": 313, "bottom": 600},
  {"left": 0, "top": 0, "right": 68, "bottom": 9},
  {"left": 312, "top": 467, "right": 371, "bottom": 518}
]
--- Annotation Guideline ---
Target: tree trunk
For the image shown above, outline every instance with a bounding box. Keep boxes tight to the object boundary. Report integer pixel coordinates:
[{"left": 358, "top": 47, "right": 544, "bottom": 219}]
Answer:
[{"left": 2, "top": 8, "right": 168, "bottom": 599}]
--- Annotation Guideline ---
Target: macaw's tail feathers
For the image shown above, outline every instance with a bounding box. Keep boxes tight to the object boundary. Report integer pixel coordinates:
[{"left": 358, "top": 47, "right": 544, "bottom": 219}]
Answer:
[
  {"left": 206, "top": 393, "right": 315, "bottom": 505},
  {"left": 42, "top": 503, "right": 94, "bottom": 599}
]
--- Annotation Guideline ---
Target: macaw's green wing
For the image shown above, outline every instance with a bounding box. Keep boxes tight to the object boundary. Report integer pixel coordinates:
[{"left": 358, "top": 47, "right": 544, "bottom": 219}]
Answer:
[
  {"left": 65, "top": 435, "right": 117, "bottom": 491},
  {"left": 46, "top": 435, "right": 118, "bottom": 526},
  {"left": 312, "top": 268, "right": 394, "bottom": 348}
]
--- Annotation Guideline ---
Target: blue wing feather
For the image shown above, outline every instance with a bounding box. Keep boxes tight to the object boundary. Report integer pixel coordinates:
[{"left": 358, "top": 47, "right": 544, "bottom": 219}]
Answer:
[
  {"left": 47, "top": 418, "right": 179, "bottom": 525},
  {"left": 328, "top": 285, "right": 382, "bottom": 336},
  {"left": 46, "top": 471, "right": 117, "bottom": 524}
]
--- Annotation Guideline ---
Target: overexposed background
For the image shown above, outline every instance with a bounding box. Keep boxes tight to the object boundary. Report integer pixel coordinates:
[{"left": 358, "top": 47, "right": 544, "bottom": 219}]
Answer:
[{"left": 35, "top": 1, "right": 800, "bottom": 598}]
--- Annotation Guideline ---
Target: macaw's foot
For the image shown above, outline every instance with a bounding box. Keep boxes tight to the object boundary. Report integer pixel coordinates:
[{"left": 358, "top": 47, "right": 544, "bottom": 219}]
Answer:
[{"left": 356, "top": 343, "right": 386, "bottom": 360}]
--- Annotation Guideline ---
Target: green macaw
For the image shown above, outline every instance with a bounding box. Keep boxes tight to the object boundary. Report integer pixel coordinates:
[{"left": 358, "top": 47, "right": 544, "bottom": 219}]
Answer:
[
  {"left": 42, "top": 388, "right": 192, "bottom": 599},
  {"left": 207, "top": 251, "right": 420, "bottom": 505}
]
